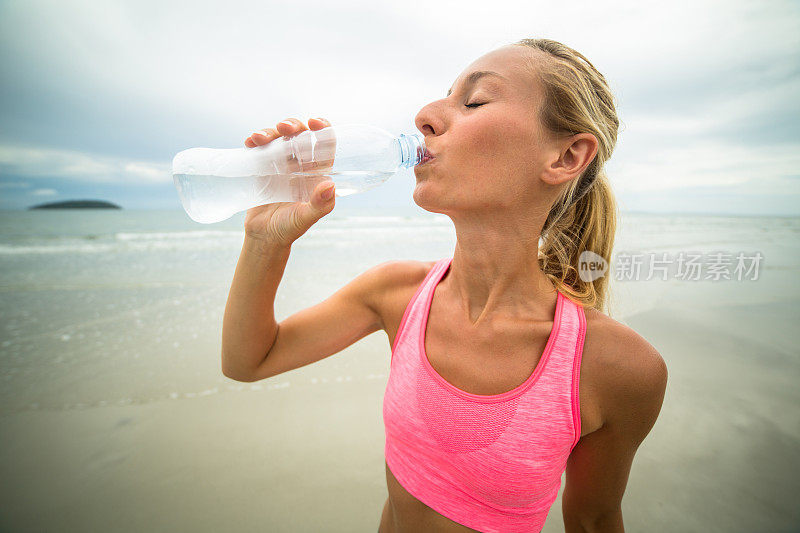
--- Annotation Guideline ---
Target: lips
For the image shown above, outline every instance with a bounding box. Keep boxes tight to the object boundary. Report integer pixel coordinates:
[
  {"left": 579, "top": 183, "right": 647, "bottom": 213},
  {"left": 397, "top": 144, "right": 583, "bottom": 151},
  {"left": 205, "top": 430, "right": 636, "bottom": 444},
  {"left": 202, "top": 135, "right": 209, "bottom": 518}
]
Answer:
[{"left": 419, "top": 149, "right": 436, "bottom": 165}]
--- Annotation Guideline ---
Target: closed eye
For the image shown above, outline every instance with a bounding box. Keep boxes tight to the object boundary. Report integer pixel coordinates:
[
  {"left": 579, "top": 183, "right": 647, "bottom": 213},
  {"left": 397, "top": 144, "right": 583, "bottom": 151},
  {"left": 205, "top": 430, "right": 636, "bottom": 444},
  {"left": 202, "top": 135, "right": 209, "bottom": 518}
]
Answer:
[{"left": 465, "top": 102, "right": 485, "bottom": 108}]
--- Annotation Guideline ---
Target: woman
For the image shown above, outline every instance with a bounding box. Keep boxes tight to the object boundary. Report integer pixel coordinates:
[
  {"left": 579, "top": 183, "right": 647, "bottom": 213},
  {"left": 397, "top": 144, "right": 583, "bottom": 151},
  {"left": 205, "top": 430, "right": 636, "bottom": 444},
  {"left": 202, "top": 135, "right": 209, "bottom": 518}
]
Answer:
[{"left": 222, "top": 38, "right": 668, "bottom": 533}]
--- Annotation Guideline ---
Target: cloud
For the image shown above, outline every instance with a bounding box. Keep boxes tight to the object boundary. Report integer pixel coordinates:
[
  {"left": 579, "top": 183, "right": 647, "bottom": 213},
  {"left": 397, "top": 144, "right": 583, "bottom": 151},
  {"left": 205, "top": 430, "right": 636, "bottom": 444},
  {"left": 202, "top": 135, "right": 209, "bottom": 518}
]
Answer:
[
  {"left": 0, "top": 181, "right": 31, "bottom": 189},
  {"left": 31, "top": 188, "right": 57, "bottom": 196},
  {"left": 609, "top": 138, "right": 800, "bottom": 193},
  {"left": 0, "top": 145, "right": 170, "bottom": 184},
  {"left": 124, "top": 162, "right": 170, "bottom": 182},
  {"left": 0, "top": 0, "right": 798, "bottom": 214}
]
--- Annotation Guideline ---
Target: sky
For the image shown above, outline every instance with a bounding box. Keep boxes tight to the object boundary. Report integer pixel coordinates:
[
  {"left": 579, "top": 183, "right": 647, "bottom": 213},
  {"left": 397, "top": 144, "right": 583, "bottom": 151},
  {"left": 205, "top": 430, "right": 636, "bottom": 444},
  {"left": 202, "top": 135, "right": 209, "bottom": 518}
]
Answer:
[{"left": 0, "top": 0, "right": 798, "bottom": 216}]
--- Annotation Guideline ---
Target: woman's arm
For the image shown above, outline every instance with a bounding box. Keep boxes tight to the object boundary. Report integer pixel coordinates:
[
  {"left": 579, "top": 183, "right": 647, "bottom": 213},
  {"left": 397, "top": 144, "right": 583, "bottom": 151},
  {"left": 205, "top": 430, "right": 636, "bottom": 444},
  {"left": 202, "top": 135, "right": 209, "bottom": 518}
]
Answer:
[
  {"left": 562, "top": 324, "right": 668, "bottom": 532},
  {"left": 223, "top": 114, "right": 401, "bottom": 382},
  {"left": 221, "top": 235, "right": 292, "bottom": 381},
  {"left": 221, "top": 235, "right": 399, "bottom": 382}
]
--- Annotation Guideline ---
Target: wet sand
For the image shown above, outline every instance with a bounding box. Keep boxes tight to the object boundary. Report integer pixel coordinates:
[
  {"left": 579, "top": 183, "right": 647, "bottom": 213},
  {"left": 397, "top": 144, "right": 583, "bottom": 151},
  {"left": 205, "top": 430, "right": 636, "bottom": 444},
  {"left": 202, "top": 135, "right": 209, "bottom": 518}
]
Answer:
[{"left": 2, "top": 279, "right": 799, "bottom": 532}]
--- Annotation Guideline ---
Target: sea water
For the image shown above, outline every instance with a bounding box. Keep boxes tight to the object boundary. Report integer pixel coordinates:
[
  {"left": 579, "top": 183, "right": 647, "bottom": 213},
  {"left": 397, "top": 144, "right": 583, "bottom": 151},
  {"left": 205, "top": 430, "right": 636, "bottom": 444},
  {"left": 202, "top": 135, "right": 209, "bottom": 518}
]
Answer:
[{"left": 0, "top": 208, "right": 797, "bottom": 415}]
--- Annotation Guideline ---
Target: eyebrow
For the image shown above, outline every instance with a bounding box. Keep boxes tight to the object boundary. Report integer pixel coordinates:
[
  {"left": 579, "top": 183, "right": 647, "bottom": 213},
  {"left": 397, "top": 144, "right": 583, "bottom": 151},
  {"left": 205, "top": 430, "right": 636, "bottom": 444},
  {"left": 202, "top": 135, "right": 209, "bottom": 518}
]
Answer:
[{"left": 447, "top": 70, "right": 506, "bottom": 97}]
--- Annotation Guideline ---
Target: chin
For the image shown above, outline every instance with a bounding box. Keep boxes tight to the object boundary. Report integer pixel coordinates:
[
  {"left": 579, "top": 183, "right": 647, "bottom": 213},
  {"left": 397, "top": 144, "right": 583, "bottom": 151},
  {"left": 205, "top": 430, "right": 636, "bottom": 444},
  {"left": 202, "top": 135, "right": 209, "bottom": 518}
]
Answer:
[
  {"left": 412, "top": 182, "right": 433, "bottom": 210},
  {"left": 412, "top": 182, "right": 450, "bottom": 215}
]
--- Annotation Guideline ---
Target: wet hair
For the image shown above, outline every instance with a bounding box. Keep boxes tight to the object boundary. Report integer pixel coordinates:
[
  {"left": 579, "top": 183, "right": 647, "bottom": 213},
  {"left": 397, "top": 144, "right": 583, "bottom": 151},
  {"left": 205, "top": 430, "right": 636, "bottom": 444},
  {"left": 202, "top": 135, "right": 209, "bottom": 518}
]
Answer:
[{"left": 514, "top": 38, "right": 619, "bottom": 313}]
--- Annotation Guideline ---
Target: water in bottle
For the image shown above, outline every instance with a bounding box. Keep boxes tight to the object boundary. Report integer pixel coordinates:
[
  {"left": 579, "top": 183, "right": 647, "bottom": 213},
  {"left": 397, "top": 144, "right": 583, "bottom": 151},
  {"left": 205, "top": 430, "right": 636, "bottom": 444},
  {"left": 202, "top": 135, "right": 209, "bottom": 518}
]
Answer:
[{"left": 173, "top": 124, "right": 425, "bottom": 224}]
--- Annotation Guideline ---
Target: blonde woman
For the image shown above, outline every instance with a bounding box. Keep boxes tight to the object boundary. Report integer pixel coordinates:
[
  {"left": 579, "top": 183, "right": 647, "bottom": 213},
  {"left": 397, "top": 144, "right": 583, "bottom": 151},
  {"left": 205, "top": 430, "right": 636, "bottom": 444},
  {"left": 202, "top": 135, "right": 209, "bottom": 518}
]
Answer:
[{"left": 223, "top": 38, "right": 668, "bottom": 533}]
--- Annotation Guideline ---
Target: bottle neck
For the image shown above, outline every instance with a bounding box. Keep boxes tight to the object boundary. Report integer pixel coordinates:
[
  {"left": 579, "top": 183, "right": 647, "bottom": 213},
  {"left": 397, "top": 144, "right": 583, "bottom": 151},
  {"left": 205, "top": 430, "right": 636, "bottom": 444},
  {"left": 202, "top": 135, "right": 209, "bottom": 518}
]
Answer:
[{"left": 397, "top": 133, "right": 425, "bottom": 169}]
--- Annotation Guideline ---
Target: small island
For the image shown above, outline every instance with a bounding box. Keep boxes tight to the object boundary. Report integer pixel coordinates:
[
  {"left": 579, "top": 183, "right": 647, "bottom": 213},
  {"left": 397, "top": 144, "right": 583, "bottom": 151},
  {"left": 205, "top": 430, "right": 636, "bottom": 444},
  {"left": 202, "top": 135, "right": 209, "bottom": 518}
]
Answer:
[{"left": 28, "top": 200, "right": 122, "bottom": 210}]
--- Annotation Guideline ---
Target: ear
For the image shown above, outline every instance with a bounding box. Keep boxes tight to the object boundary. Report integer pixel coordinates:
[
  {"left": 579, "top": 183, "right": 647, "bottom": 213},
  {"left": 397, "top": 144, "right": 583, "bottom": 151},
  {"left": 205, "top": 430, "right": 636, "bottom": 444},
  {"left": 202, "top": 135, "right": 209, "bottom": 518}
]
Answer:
[{"left": 541, "top": 133, "right": 598, "bottom": 187}]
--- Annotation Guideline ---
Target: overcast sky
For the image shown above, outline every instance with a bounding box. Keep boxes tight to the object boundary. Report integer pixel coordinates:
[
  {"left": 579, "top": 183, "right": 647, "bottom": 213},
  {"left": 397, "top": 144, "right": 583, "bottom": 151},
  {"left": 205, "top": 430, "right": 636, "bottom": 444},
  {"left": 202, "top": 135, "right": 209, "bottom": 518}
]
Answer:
[{"left": 0, "top": 0, "right": 798, "bottom": 215}]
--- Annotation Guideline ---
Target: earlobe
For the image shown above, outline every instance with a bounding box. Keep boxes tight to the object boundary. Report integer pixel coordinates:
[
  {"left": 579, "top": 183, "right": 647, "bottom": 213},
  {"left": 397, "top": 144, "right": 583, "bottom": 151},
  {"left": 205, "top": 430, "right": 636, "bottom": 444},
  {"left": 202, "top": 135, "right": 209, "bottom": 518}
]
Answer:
[
  {"left": 541, "top": 134, "right": 598, "bottom": 187},
  {"left": 541, "top": 166, "right": 567, "bottom": 186}
]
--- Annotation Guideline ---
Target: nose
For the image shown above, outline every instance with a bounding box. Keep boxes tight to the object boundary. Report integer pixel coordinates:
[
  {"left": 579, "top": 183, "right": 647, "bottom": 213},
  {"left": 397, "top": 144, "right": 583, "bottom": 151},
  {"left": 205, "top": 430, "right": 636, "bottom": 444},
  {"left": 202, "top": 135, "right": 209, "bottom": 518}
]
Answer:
[{"left": 414, "top": 99, "right": 443, "bottom": 137}]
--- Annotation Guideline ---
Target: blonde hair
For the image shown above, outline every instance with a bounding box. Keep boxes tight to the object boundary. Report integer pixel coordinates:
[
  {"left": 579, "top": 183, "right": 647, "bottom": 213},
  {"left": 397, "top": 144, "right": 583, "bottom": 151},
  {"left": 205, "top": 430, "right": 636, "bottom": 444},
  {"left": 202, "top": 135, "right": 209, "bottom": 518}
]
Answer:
[{"left": 514, "top": 38, "right": 619, "bottom": 314}]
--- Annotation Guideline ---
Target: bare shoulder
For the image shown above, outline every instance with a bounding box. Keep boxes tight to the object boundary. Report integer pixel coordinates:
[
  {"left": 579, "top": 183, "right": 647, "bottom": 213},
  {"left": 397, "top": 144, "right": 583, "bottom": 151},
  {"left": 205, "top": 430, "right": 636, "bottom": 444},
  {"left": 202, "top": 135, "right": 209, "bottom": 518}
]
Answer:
[
  {"left": 371, "top": 259, "right": 435, "bottom": 285},
  {"left": 563, "top": 309, "right": 668, "bottom": 515},
  {"left": 365, "top": 259, "right": 435, "bottom": 296},
  {"left": 361, "top": 260, "right": 437, "bottom": 332},
  {"left": 582, "top": 308, "right": 668, "bottom": 430}
]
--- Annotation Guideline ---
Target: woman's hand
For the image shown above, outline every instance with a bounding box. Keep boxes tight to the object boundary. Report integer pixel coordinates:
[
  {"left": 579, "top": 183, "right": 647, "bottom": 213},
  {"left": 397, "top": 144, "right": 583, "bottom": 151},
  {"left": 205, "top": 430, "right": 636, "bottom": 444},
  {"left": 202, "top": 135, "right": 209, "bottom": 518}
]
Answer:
[{"left": 242, "top": 117, "right": 336, "bottom": 247}]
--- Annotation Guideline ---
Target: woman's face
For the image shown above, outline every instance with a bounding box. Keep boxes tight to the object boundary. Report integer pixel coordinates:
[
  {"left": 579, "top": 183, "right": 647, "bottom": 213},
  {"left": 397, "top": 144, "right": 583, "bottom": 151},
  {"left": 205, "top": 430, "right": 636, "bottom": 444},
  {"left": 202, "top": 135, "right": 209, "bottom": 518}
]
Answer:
[{"left": 413, "top": 45, "right": 555, "bottom": 215}]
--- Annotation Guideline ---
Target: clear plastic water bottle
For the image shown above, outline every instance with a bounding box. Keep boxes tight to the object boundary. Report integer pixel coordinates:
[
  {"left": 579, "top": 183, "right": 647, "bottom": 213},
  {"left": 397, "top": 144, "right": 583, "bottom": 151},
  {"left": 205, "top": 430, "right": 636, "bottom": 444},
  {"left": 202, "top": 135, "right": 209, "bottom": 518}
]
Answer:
[{"left": 172, "top": 123, "right": 426, "bottom": 224}]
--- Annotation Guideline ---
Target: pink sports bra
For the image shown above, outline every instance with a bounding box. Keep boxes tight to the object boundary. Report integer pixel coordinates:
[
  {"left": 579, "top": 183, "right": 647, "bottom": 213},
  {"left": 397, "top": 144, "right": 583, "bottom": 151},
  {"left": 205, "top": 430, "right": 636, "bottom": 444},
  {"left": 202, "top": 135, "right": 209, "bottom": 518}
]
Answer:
[{"left": 383, "top": 257, "right": 586, "bottom": 533}]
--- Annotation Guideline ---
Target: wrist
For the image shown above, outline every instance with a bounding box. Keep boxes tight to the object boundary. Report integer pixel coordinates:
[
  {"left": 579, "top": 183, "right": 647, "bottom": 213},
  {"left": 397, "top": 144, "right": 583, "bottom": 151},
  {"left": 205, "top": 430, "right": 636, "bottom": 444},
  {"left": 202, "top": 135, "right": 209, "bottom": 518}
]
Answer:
[{"left": 242, "top": 234, "right": 292, "bottom": 257}]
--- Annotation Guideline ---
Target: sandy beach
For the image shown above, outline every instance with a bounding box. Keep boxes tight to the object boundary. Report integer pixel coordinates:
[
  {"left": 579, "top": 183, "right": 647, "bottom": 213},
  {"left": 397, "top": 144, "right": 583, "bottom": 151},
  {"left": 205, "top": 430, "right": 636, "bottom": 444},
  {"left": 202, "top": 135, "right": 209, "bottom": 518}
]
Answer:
[{"left": 1, "top": 209, "right": 798, "bottom": 532}]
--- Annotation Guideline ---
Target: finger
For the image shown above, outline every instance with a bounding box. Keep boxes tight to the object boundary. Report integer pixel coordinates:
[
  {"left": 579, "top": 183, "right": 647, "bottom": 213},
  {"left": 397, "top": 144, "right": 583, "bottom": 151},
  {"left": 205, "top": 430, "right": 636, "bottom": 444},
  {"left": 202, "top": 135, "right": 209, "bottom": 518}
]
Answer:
[
  {"left": 245, "top": 128, "right": 279, "bottom": 148},
  {"left": 308, "top": 117, "right": 330, "bottom": 131},
  {"left": 299, "top": 180, "right": 335, "bottom": 224},
  {"left": 276, "top": 118, "right": 308, "bottom": 138},
  {"left": 274, "top": 119, "right": 308, "bottom": 174},
  {"left": 313, "top": 179, "right": 335, "bottom": 204},
  {"left": 308, "top": 118, "right": 336, "bottom": 171}
]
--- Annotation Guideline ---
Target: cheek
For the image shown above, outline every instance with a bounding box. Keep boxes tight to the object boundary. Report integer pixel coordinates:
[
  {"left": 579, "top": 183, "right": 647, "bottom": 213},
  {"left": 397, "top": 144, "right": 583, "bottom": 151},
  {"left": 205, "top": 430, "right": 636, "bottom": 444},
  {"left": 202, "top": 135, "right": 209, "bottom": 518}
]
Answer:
[
  {"left": 454, "top": 123, "right": 543, "bottom": 201},
  {"left": 446, "top": 128, "right": 506, "bottom": 181},
  {"left": 459, "top": 123, "right": 537, "bottom": 178},
  {"left": 466, "top": 126, "right": 505, "bottom": 153}
]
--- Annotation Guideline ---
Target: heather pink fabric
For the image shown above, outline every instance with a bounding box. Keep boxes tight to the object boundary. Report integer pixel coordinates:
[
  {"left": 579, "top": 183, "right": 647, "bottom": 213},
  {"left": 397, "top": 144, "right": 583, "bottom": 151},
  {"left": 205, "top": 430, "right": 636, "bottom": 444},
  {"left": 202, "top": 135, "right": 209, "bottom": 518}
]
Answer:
[{"left": 383, "top": 257, "right": 587, "bottom": 533}]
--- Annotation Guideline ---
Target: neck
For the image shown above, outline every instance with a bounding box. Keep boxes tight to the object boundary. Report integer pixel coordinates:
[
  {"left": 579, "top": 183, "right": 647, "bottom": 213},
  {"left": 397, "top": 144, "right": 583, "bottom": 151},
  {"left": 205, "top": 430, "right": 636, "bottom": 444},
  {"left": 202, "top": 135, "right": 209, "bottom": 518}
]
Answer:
[{"left": 446, "top": 210, "right": 557, "bottom": 327}]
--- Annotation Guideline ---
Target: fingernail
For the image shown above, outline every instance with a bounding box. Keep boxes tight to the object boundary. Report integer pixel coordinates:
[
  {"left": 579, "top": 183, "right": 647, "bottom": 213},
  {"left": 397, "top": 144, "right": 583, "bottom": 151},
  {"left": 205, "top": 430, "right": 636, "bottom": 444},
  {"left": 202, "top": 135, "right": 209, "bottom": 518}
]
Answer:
[
  {"left": 279, "top": 120, "right": 294, "bottom": 127},
  {"left": 322, "top": 184, "right": 335, "bottom": 200}
]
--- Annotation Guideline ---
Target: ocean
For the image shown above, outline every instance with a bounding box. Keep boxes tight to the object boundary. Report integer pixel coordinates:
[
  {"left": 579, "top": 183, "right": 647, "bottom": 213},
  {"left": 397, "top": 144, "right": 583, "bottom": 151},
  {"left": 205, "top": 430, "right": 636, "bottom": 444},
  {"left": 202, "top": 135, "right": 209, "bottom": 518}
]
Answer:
[
  {"left": 1, "top": 205, "right": 797, "bottom": 417},
  {"left": 1, "top": 207, "right": 798, "bottom": 408},
  {"left": 0, "top": 207, "right": 800, "bottom": 414}
]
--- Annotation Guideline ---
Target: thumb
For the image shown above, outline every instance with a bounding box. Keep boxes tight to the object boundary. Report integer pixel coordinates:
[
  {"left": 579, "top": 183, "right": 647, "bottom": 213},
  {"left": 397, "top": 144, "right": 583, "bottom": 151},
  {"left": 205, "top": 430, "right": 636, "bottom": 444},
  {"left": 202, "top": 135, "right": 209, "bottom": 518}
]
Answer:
[{"left": 297, "top": 181, "right": 335, "bottom": 225}]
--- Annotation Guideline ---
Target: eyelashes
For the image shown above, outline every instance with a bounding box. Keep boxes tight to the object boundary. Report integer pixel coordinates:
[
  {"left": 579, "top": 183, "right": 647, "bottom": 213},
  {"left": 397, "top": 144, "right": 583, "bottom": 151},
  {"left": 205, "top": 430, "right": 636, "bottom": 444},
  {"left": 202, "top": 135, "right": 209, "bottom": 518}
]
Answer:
[{"left": 465, "top": 102, "right": 485, "bottom": 108}]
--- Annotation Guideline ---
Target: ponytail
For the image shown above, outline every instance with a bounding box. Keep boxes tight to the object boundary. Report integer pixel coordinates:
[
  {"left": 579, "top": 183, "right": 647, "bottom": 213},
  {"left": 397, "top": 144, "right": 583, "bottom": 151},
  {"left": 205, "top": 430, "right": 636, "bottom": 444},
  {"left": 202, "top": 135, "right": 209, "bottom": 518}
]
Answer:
[
  {"left": 539, "top": 169, "right": 617, "bottom": 313},
  {"left": 514, "top": 37, "right": 620, "bottom": 314}
]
